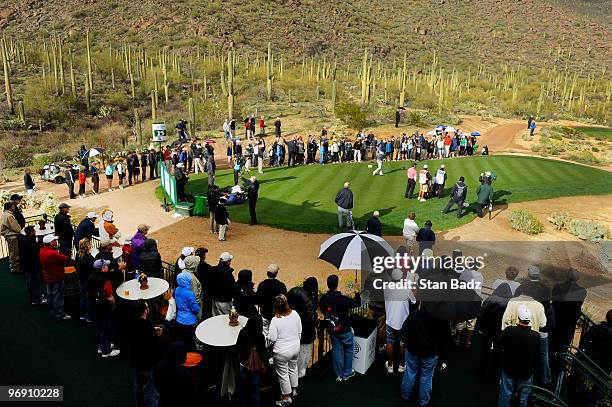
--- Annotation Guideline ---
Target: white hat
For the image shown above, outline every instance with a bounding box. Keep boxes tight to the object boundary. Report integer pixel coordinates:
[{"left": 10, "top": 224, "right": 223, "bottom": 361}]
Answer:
[
  {"left": 176, "top": 162, "right": 184, "bottom": 168},
  {"left": 423, "top": 164, "right": 428, "bottom": 169},
  {"left": 219, "top": 252, "right": 233, "bottom": 262},
  {"left": 102, "top": 210, "right": 113, "bottom": 222},
  {"left": 267, "top": 263, "right": 279, "bottom": 274},
  {"left": 124, "top": 236, "right": 132, "bottom": 244},
  {"left": 86, "top": 211, "right": 97, "bottom": 219},
  {"left": 518, "top": 305, "right": 532, "bottom": 322},
  {"left": 181, "top": 247, "right": 194, "bottom": 257},
  {"left": 440, "top": 165, "right": 445, "bottom": 169},
  {"left": 42, "top": 235, "right": 58, "bottom": 244}
]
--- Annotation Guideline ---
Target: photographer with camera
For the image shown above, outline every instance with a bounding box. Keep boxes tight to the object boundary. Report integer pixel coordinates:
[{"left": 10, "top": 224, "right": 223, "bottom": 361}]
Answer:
[{"left": 476, "top": 176, "right": 494, "bottom": 218}]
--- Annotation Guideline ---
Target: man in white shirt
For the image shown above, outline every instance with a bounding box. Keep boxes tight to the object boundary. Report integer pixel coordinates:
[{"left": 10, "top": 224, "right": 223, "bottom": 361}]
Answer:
[
  {"left": 402, "top": 212, "right": 420, "bottom": 255},
  {"left": 384, "top": 269, "right": 416, "bottom": 374}
]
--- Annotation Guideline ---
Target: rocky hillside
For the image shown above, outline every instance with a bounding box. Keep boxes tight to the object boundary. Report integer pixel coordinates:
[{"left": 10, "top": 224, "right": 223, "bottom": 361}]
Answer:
[{"left": 1, "top": 0, "right": 610, "bottom": 72}]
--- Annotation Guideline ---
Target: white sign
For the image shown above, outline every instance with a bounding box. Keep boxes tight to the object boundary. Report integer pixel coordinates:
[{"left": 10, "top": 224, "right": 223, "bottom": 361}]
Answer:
[{"left": 152, "top": 122, "right": 167, "bottom": 142}]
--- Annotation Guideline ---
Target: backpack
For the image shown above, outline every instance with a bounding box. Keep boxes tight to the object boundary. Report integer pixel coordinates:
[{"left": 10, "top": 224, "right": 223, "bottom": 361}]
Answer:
[
  {"left": 323, "top": 306, "right": 343, "bottom": 333},
  {"left": 245, "top": 345, "right": 267, "bottom": 373},
  {"left": 454, "top": 183, "right": 466, "bottom": 199}
]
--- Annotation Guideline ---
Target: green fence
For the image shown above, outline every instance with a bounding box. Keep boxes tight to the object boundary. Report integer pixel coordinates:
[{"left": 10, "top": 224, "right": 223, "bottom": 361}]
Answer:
[{"left": 158, "top": 162, "right": 177, "bottom": 205}]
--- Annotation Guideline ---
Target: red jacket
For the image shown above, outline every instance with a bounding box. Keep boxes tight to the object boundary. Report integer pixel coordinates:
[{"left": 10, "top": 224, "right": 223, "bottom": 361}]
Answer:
[{"left": 40, "top": 246, "right": 69, "bottom": 284}]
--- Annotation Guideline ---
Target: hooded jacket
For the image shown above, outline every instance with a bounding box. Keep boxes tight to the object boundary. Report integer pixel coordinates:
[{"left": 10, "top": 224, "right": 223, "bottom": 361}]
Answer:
[
  {"left": 175, "top": 272, "right": 200, "bottom": 326},
  {"left": 139, "top": 239, "right": 163, "bottom": 278},
  {"left": 130, "top": 231, "right": 147, "bottom": 269},
  {"left": 287, "top": 287, "right": 318, "bottom": 344}
]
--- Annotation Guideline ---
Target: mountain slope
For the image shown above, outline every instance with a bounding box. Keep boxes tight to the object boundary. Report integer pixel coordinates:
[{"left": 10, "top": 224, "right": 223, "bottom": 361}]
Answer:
[{"left": 0, "top": 0, "right": 610, "bottom": 72}]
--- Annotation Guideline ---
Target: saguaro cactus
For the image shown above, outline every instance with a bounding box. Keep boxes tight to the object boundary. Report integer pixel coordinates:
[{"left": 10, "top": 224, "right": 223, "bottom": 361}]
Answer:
[
  {"left": 86, "top": 29, "right": 93, "bottom": 92},
  {"left": 360, "top": 48, "right": 372, "bottom": 105},
  {"left": 399, "top": 51, "right": 407, "bottom": 107},
  {"left": 1, "top": 39, "right": 14, "bottom": 114},
  {"left": 69, "top": 49, "right": 77, "bottom": 98},
  {"left": 134, "top": 108, "right": 142, "bottom": 144},
  {"left": 151, "top": 90, "right": 157, "bottom": 121},
  {"left": 266, "top": 42, "right": 274, "bottom": 101},
  {"left": 331, "top": 63, "right": 337, "bottom": 112},
  {"left": 188, "top": 97, "right": 196, "bottom": 136},
  {"left": 220, "top": 49, "right": 235, "bottom": 119}
]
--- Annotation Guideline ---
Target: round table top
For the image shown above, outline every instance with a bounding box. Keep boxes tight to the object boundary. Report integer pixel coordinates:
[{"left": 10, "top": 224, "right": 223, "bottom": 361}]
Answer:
[
  {"left": 21, "top": 224, "right": 55, "bottom": 236},
  {"left": 116, "top": 277, "right": 169, "bottom": 300},
  {"left": 91, "top": 246, "right": 123, "bottom": 259},
  {"left": 195, "top": 315, "right": 248, "bottom": 347}
]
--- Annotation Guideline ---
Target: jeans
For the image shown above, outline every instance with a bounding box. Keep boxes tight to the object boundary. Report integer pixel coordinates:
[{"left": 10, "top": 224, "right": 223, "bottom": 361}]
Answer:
[
  {"left": 25, "top": 270, "right": 42, "bottom": 302},
  {"left": 95, "top": 310, "right": 114, "bottom": 354},
  {"left": 401, "top": 351, "right": 437, "bottom": 406},
  {"left": 443, "top": 198, "right": 465, "bottom": 218},
  {"left": 330, "top": 331, "right": 354, "bottom": 379},
  {"left": 240, "top": 365, "right": 262, "bottom": 407},
  {"left": 498, "top": 371, "right": 532, "bottom": 407},
  {"left": 538, "top": 336, "right": 551, "bottom": 384},
  {"left": 133, "top": 369, "right": 158, "bottom": 407},
  {"left": 79, "top": 283, "right": 91, "bottom": 320},
  {"left": 47, "top": 281, "right": 65, "bottom": 316}
]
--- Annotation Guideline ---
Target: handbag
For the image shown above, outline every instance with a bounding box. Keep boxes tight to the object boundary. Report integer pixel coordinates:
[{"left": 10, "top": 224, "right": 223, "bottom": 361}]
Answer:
[
  {"left": 165, "top": 297, "right": 176, "bottom": 321},
  {"left": 245, "top": 344, "right": 266, "bottom": 373}
]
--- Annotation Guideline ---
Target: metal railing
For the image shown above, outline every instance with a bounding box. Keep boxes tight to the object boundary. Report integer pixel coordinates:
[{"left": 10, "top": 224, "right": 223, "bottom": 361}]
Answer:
[
  {"left": 555, "top": 346, "right": 612, "bottom": 407},
  {"left": 577, "top": 312, "right": 597, "bottom": 349},
  {"left": 518, "top": 385, "right": 568, "bottom": 407}
]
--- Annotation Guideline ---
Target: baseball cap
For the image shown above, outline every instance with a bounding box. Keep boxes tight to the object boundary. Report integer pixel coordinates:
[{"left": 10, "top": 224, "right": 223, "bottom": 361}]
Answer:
[
  {"left": 9, "top": 194, "right": 22, "bottom": 201},
  {"left": 86, "top": 211, "right": 97, "bottom": 219},
  {"left": 440, "top": 165, "right": 445, "bottom": 169},
  {"left": 518, "top": 305, "right": 532, "bottom": 322},
  {"left": 527, "top": 265, "right": 540, "bottom": 281},
  {"left": 219, "top": 252, "right": 234, "bottom": 262},
  {"left": 93, "top": 259, "right": 111, "bottom": 270},
  {"left": 181, "top": 247, "right": 194, "bottom": 257},
  {"left": 195, "top": 247, "right": 208, "bottom": 257},
  {"left": 267, "top": 263, "right": 279, "bottom": 275},
  {"left": 421, "top": 248, "right": 434, "bottom": 259},
  {"left": 137, "top": 224, "right": 150, "bottom": 232},
  {"left": 176, "top": 162, "right": 184, "bottom": 168},
  {"left": 423, "top": 164, "right": 428, "bottom": 169},
  {"left": 42, "top": 235, "right": 58, "bottom": 244},
  {"left": 59, "top": 203, "right": 71, "bottom": 209}
]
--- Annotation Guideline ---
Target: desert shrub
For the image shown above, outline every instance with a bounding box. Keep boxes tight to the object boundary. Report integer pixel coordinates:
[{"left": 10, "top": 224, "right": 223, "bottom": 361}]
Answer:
[
  {"left": 407, "top": 111, "right": 426, "bottom": 126},
  {"left": 507, "top": 209, "right": 543, "bottom": 235},
  {"left": 0, "top": 145, "right": 33, "bottom": 169},
  {"left": 547, "top": 211, "right": 571, "bottom": 230},
  {"left": 568, "top": 220, "right": 610, "bottom": 242},
  {"left": 566, "top": 151, "right": 603, "bottom": 165},
  {"left": 335, "top": 101, "right": 368, "bottom": 129}
]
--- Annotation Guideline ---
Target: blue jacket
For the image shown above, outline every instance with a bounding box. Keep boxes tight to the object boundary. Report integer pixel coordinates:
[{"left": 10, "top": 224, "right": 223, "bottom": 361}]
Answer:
[{"left": 175, "top": 273, "right": 200, "bottom": 325}]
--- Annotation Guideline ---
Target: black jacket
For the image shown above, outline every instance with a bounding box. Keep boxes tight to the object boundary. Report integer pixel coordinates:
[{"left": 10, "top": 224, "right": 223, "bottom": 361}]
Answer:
[
  {"left": 401, "top": 309, "right": 450, "bottom": 358},
  {"left": 13, "top": 207, "right": 26, "bottom": 229},
  {"left": 154, "top": 343, "right": 196, "bottom": 407},
  {"left": 497, "top": 325, "right": 541, "bottom": 380},
  {"left": 334, "top": 188, "right": 353, "bottom": 209},
  {"left": 256, "top": 278, "right": 287, "bottom": 321},
  {"left": 75, "top": 253, "right": 95, "bottom": 284},
  {"left": 366, "top": 216, "right": 382, "bottom": 236},
  {"left": 214, "top": 204, "right": 229, "bottom": 225},
  {"left": 207, "top": 189, "right": 220, "bottom": 212},
  {"left": 210, "top": 262, "right": 235, "bottom": 302},
  {"left": 248, "top": 181, "right": 259, "bottom": 202},
  {"left": 450, "top": 181, "right": 467, "bottom": 201},
  {"left": 20, "top": 235, "right": 40, "bottom": 273},
  {"left": 319, "top": 290, "right": 360, "bottom": 334},
  {"left": 287, "top": 287, "right": 318, "bottom": 344},
  {"left": 73, "top": 218, "right": 98, "bottom": 247},
  {"left": 128, "top": 318, "right": 162, "bottom": 371},
  {"left": 24, "top": 173, "right": 35, "bottom": 189},
  {"left": 234, "top": 281, "right": 258, "bottom": 318},
  {"left": 139, "top": 239, "right": 163, "bottom": 278},
  {"left": 54, "top": 212, "right": 73, "bottom": 242}
]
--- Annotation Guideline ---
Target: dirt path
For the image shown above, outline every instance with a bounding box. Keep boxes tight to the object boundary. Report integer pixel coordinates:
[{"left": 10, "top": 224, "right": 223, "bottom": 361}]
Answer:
[{"left": 479, "top": 121, "right": 530, "bottom": 153}]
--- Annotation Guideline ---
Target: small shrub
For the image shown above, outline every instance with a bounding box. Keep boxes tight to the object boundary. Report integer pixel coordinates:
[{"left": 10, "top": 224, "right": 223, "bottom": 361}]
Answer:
[
  {"left": 335, "top": 101, "right": 368, "bottom": 130},
  {"left": 566, "top": 151, "right": 602, "bottom": 165},
  {"left": 407, "top": 111, "right": 426, "bottom": 126},
  {"left": 507, "top": 209, "right": 543, "bottom": 235},
  {"left": 568, "top": 220, "right": 610, "bottom": 242},
  {"left": 547, "top": 211, "right": 571, "bottom": 230}
]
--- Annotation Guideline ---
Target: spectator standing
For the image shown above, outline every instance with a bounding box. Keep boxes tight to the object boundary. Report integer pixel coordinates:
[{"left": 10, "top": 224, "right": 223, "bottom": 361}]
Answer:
[
  {"left": 497, "top": 306, "right": 541, "bottom": 407},
  {"left": 54, "top": 203, "right": 73, "bottom": 257},
  {"left": 402, "top": 212, "right": 420, "bottom": 255},
  {"left": 268, "top": 294, "right": 302, "bottom": 407},
  {"left": 366, "top": 211, "right": 382, "bottom": 236},
  {"left": 1, "top": 202, "right": 22, "bottom": 273},
  {"left": 287, "top": 277, "right": 319, "bottom": 378},
  {"left": 24, "top": 168, "right": 35, "bottom": 195},
  {"left": 335, "top": 182, "right": 354, "bottom": 229},
  {"left": 210, "top": 252, "right": 236, "bottom": 316},
  {"left": 21, "top": 226, "right": 45, "bottom": 305},
  {"left": 237, "top": 315, "right": 267, "bottom": 407},
  {"left": 257, "top": 264, "right": 288, "bottom": 338},
  {"left": 40, "top": 235, "right": 71, "bottom": 319},
  {"left": 319, "top": 275, "right": 360, "bottom": 382}
]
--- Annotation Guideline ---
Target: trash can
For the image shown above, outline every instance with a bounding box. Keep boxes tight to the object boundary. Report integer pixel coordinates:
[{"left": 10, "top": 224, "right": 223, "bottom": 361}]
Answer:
[
  {"left": 174, "top": 202, "right": 194, "bottom": 217},
  {"left": 193, "top": 195, "right": 208, "bottom": 217},
  {"left": 351, "top": 315, "right": 377, "bottom": 374}
]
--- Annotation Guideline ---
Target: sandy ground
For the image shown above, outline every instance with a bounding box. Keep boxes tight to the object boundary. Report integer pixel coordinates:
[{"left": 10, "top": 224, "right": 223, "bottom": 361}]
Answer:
[{"left": 3, "top": 116, "right": 610, "bottom": 318}]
